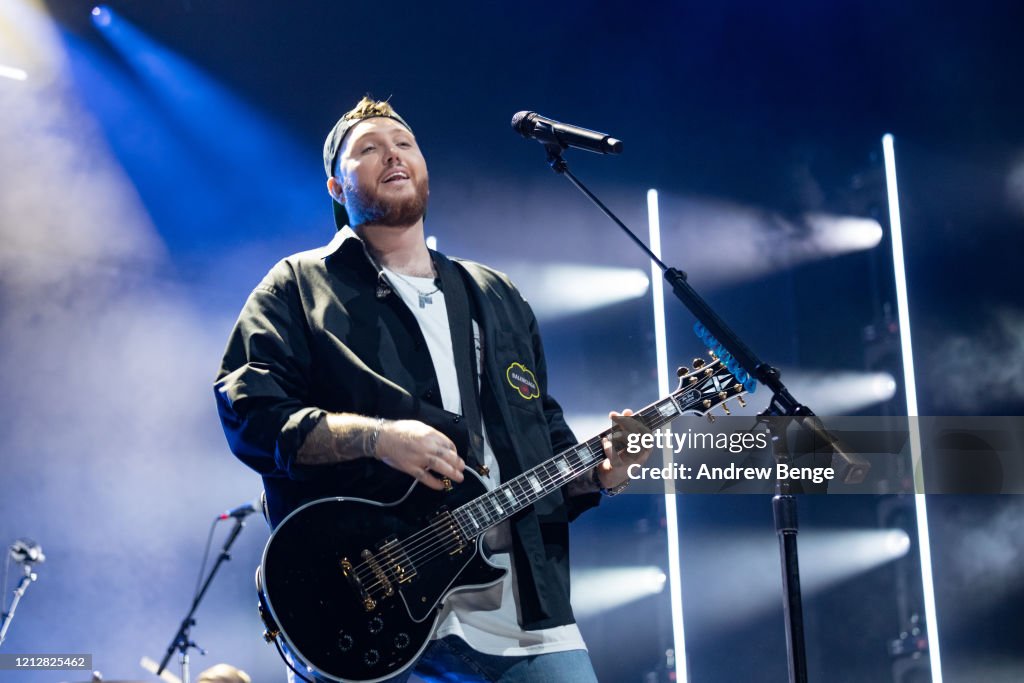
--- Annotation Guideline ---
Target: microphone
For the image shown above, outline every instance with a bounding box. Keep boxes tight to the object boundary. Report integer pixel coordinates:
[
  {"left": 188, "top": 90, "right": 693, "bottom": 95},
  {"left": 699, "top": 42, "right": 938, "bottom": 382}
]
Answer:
[
  {"left": 511, "top": 111, "right": 623, "bottom": 155},
  {"left": 218, "top": 497, "right": 263, "bottom": 521},
  {"left": 9, "top": 538, "right": 45, "bottom": 564}
]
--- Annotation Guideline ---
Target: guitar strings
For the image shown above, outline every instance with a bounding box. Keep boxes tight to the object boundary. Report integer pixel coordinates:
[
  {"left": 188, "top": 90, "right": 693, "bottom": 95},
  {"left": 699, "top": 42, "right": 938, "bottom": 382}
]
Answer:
[
  {"left": 350, "top": 398, "right": 686, "bottom": 592},
  {"left": 350, "top": 400, "right": 686, "bottom": 594},
  {"left": 350, "top": 370, "right": 737, "bottom": 595},
  {"left": 351, "top": 436, "right": 610, "bottom": 592},
  {"left": 349, "top": 396, "right": 694, "bottom": 594},
  {"left": 348, "top": 433, "right": 603, "bottom": 584}
]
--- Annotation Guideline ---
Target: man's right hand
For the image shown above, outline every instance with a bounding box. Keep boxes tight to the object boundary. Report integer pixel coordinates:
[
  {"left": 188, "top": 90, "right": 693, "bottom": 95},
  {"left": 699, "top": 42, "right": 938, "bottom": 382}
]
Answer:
[{"left": 375, "top": 419, "right": 466, "bottom": 491}]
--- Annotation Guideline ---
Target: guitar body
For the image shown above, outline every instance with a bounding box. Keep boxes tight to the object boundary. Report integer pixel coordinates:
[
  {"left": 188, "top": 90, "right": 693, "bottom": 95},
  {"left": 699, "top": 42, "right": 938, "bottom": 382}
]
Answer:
[{"left": 259, "top": 470, "right": 505, "bottom": 683}]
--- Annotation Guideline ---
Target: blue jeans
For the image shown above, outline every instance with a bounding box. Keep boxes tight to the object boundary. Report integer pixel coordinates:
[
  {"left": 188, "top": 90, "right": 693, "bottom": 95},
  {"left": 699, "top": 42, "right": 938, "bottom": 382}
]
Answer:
[{"left": 394, "top": 635, "right": 599, "bottom": 683}]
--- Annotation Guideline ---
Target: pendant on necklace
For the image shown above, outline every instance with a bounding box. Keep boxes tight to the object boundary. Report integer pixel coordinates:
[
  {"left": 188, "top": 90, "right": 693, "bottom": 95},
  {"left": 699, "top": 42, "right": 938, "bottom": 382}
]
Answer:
[{"left": 418, "top": 293, "right": 433, "bottom": 308}]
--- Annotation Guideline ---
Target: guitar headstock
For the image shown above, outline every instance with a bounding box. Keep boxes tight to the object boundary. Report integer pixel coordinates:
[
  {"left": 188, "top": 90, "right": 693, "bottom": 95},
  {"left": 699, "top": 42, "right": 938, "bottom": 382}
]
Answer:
[{"left": 673, "top": 352, "right": 749, "bottom": 422}]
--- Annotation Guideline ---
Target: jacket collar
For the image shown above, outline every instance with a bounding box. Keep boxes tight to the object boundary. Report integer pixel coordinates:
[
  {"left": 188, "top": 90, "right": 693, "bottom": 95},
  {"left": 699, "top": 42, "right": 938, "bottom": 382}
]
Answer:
[{"left": 320, "top": 225, "right": 364, "bottom": 261}]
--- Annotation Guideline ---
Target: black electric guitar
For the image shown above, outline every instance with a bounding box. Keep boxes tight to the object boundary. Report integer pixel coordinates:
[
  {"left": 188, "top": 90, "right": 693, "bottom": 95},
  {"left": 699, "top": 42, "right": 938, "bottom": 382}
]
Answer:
[{"left": 257, "top": 358, "right": 747, "bottom": 682}]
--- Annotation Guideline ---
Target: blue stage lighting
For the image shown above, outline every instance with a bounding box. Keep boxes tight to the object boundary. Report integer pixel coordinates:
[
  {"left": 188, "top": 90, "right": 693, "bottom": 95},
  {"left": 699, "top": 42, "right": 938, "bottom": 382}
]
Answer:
[{"left": 91, "top": 6, "right": 112, "bottom": 28}]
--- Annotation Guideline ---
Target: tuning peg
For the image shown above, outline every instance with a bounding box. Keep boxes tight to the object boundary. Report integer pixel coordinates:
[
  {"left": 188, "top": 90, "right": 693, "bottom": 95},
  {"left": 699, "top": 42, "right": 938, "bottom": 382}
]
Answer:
[
  {"left": 689, "top": 376, "right": 698, "bottom": 384},
  {"left": 722, "top": 402, "right": 731, "bottom": 415},
  {"left": 737, "top": 395, "right": 747, "bottom": 408},
  {"left": 704, "top": 368, "right": 713, "bottom": 377},
  {"left": 708, "top": 349, "right": 718, "bottom": 360},
  {"left": 676, "top": 366, "right": 689, "bottom": 377},
  {"left": 706, "top": 413, "right": 716, "bottom": 424},
  {"left": 692, "top": 358, "right": 706, "bottom": 369},
  {"left": 702, "top": 399, "right": 712, "bottom": 410}
]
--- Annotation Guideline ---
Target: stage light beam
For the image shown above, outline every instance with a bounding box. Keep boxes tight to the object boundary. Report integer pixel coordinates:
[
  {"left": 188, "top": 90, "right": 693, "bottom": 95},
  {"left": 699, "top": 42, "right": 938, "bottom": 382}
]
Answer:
[
  {"left": 571, "top": 566, "right": 668, "bottom": 619},
  {"left": 803, "top": 213, "right": 884, "bottom": 252},
  {"left": 681, "top": 529, "right": 915, "bottom": 632},
  {"left": 0, "top": 64, "right": 28, "bottom": 81},
  {"left": 781, "top": 370, "right": 898, "bottom": 414},
  {"left": 504, "top": 263, "right": 650, "bottom": 320}
]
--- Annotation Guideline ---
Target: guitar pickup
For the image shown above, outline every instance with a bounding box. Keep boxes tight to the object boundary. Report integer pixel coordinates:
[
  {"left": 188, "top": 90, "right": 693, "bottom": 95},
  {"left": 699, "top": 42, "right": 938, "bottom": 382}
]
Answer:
[
  {"left": 378, "top": 536, "right": 417, "bottom": 584},
  {"left": 430, "top": 510, "right": 466, "bottom": 556}
]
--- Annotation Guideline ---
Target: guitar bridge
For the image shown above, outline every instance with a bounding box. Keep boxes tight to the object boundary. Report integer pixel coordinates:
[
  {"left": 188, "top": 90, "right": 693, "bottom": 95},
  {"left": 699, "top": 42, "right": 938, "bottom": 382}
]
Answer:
[
  {"left": 378, "top": 536, "right": 417, "bottom": 584},
  {"left": 362, "top": 549, "right": 394, "bottom": 598},
  {"left": 340, "top": 557, "right": 378, "bottom": 612}
]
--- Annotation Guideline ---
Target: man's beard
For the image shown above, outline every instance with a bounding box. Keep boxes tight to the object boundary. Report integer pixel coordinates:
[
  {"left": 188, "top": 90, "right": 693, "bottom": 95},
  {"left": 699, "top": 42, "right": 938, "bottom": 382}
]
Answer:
[{"left": 343, "top": 175, "right": 429, "bottom": 228}]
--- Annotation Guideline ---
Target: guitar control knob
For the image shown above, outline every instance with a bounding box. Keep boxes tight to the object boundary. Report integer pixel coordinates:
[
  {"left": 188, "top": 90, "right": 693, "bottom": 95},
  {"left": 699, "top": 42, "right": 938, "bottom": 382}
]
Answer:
[
  {"left": 395, "top": 632, "right": 411, "bottom": 649},
  {"left": 364, "top": 649, "right": 380, "bottom": 666},
  {"left": 337, "top": 632, "right": 354, "bottom": 652},
  {"left": 368, "top": 616, "right": 384, "bottom": 634}
]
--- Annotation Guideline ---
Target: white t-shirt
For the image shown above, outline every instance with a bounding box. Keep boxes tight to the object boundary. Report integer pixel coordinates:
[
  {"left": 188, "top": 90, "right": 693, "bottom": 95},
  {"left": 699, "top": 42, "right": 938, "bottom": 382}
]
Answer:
[{"left": 382, "top": 267, "right": 586, "bottom": 656}]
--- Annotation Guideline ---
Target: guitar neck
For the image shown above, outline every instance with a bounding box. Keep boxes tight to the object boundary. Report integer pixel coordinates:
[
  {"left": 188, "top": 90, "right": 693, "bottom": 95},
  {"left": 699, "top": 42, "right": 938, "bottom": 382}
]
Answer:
[{"left": 450, "top": 391, "right": 684, "bottom": 539}]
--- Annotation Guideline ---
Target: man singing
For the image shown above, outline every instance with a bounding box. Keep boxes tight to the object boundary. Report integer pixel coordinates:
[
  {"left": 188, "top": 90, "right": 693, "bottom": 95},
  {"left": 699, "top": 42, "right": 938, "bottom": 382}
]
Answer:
[{"left": 215, "top": 97, "right": 650, "bottom": 682}]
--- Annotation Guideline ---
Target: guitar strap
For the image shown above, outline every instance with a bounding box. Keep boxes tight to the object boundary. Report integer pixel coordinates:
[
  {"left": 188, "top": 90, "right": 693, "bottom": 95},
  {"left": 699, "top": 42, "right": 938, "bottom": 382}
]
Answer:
[{"left": 433, "top": 252, "right": 485, "bottom": 471}]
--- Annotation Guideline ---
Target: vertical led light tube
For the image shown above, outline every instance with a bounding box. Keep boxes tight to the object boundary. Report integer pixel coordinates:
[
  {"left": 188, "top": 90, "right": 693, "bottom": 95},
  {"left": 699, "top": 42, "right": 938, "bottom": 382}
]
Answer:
[
  {"left": 647, "top": 189, "right": 688, "bottom": 683},
  {"left": 882, "top": 133, "right": 942, "bottom": 683}
]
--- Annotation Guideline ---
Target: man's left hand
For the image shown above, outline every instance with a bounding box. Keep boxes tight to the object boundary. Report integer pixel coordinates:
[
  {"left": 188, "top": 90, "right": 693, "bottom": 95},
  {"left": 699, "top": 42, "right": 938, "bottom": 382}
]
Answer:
[{"left": 596, "top": 408, "right": 653, "bottom": 490}]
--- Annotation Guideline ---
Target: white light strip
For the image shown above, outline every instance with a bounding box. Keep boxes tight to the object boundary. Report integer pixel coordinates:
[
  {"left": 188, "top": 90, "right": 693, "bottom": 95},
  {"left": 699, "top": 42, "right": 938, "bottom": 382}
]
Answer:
[
  {"left": 647, "top": 189, "right": 688, "bottom": 683},
  {"left": 882, "top": 133, "right": 942, "bottom": 683},
  {"left": 882, "top": 134, "right": 919, "bottom": 417},
  {"left": 648, "top": 190, "right": 669, "bottom": 383},
  {"left": 0, "top": 65, "right": 29, "bottom": 81}
]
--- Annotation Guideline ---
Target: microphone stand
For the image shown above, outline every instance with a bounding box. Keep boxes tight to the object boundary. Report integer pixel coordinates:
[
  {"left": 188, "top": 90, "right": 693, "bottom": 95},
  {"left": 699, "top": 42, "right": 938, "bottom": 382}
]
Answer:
[
  {"left": 0, "top": 563, "right": 39, "bottom": 647},
  {"left": 538, "top": 143, "right": 868, "bottom": 683},
  {"left": 156, "top": 517, "right": 247, "bottom": 683}
]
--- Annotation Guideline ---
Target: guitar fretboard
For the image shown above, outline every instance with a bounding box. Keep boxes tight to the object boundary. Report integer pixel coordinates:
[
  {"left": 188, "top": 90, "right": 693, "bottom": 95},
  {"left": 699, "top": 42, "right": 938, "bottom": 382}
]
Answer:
[{"left": 450, "top": 388, "right": 692, "bottom": 538}]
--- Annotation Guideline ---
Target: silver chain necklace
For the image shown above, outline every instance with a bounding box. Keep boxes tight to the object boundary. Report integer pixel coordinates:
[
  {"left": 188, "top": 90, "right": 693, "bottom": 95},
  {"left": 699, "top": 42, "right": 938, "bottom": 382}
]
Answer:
[{"left": 385, "top": 267, "right": 441, "bottom": 308}]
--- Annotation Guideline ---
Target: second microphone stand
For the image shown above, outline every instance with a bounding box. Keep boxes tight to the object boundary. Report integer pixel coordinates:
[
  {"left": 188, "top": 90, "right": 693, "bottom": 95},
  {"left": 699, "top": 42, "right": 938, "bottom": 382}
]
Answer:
[{"left": 156, "top": 517, "right": 248, "bottom": 683}]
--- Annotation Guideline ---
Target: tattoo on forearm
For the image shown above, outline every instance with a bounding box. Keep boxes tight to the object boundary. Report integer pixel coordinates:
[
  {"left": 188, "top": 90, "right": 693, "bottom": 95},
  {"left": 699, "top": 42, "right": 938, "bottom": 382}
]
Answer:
[{"left": 296, "top": 414, "right": 378, "bottom": 465}]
